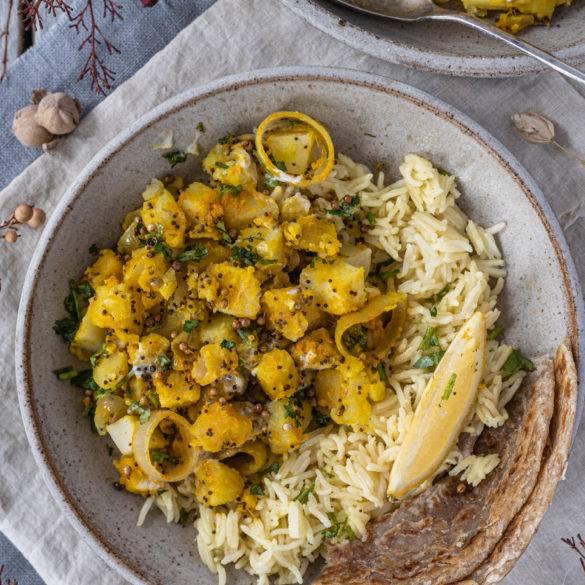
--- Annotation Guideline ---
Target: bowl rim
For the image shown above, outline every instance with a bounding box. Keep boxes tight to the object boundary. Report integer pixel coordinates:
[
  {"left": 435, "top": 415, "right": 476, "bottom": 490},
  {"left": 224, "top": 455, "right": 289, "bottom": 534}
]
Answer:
[
  {"left": 15, "top": 65, "right": 585, "bottom": 585},
  {"left": 278, "top": 0, "right": 585, "bottom": 77}
]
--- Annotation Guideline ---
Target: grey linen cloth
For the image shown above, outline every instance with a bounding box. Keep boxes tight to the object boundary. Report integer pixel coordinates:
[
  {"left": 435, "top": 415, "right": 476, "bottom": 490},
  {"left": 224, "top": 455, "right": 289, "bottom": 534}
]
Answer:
[{"left": 1, "top": 0, "right": 585, "bottom": 583}]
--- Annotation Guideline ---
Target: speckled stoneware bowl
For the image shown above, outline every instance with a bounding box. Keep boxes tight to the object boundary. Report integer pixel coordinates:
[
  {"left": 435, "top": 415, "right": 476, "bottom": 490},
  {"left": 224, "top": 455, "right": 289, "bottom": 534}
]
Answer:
[
  {"left": 280, "top": 0, "right": 585, "bottom": 76},
  {"left": 16, "top": 67, "right": 585, "bottom": 585}
]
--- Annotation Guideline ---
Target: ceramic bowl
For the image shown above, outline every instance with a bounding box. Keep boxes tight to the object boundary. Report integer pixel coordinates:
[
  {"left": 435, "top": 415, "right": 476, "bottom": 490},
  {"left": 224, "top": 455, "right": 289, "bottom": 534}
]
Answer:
[
  {"left": 16, "top": 67, "right": 585, "bottom": 585},
  {"left": 279, "top": 0, "right": 585, "bottom": 77}
]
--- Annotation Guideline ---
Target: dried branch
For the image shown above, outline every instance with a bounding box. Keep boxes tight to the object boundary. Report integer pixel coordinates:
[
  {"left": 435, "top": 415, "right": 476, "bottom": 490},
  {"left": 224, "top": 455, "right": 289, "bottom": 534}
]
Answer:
[
  {"left": 0, "top": 0, "right": 15, "bottom": 81},
  {"left": 0, "top": 564, "right": 18, "bottom": 585},
  {"left": 19, "top": 0, "right": 123, "bottom": 94},
  {"left": 561, "top": 535, "right": 585, "bottom": 573}
]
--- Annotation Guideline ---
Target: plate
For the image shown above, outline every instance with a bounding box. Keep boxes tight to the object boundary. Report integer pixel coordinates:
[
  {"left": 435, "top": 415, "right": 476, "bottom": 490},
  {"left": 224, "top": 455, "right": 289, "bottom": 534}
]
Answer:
[
  {"left": 15, "top": 67, "right": 585, "bottom": 585},
  {"left": 279, "top": 0, "right": 585, "bottom": 76}
]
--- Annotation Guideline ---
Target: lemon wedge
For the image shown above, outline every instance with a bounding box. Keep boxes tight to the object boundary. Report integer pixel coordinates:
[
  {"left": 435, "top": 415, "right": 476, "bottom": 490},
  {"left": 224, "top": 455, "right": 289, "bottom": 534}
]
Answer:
[{"left": 388, "top": 311, "right": 487, "bottom": 499}]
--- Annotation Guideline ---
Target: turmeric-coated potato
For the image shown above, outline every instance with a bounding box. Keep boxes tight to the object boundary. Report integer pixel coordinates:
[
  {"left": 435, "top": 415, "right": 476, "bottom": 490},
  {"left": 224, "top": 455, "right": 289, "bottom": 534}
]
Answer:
[
  {"left": 154, "top": 370, "right": 201, "bottom": 408},
  {"left": 291, "top": 328, "right": 339, "bottom": 370},
  {"left": 87, "top": 281, "right": 143, "bottom": 334},
  {"left": 254, "top": 349, "right": 299, "bottom": 400},
  {"left": 70, "top": 311, "right": 106, "bottom": 361},
  {"left": 300, "top": 258, "right": 366, "bottom": 315},
  {"left": 84, "top": 249, "right": 123, "bottom": 288},
  {"left": 221, "top": 190, "right": 279, "bottom": 231},
  {"left": 266, "top": 398, "right": 311, "bottom": 455},
  {"left": 191, "top": 402, "right": 253, "bottom": 452},
  {"left": 140, "top": 189, "right": 186, "bottom": 250},
  {"left": 114, "top": 455, "right": 164, "bottom": 495},
  {"left": 203, "top": 143, "right": 258, "bottom": 191},
  {"left": 191, "top": 342, "right": 238, "bottom": 386},
  {"left": 195, "top": 459, "right": 244, "bottom": 506},
  {"left": 283, "top": 215, "right": 340, "bottom": 259},
  {"left": 178, "top": 182, "right": 224, "bottom": 240},
  {"left": 93, "top": 350, "right": 129, "bottom": 390}
]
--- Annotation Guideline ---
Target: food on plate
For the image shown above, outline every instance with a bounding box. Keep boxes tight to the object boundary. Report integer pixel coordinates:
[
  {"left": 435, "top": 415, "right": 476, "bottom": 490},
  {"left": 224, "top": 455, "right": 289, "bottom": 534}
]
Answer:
[
  {"left": 53, "top": 110, "right": 561, "bottom": 585},
  {"left": 454, "top": 0, "right": 572, "bottom": 33}
]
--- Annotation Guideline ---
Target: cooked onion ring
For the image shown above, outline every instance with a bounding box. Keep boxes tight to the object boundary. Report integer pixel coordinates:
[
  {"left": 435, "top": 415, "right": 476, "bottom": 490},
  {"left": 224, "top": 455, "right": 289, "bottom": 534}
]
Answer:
[
  {"left": 335, "top": 292, "right": 407, "bottom": 359},
  {"left": 255, "top": 111, "right": 335, "bottom": 187},
  {"left": 133, "top": 410, "right": 199, "bottom": 482}
]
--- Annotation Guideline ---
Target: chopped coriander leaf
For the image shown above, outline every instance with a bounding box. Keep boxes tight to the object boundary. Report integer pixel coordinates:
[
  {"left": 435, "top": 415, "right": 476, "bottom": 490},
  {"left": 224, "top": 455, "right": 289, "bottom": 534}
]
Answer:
[
  {"left": 322, "top": 513, "right": 343, "bottom": 539},
  {"left": 250, "top": 483, "right": 265, "bottom": 496},
  {"left": 157, "top": 488, "right": 167, "bottom": 496},
  {"left": 430, "top": 306, "right": 438, "bottom": 317},
  {"left": 237, "top": 328, "right": 254, "bottom": 346},
  {"left": 437, "top": 167, "right": 451, "bottom": 177},
  {"left": 82, "top": 403, "right": 97, "bottom": 433},
  {"left": 264, "top": 174, "right": 280, "bottom": 189},
  {"left": 219, "top": 183, "right": 242, "bottom": 197},
  {"left": 380, "top": 268, "right": 399, "bottom": 280},
  {"left": 366, "top": 211, "right": 376, "bottom": 225},
  {"left": 426, "top": 284, "right": 450, "bottom": 305},
  {"left": 218, "top": 133, "right": 234, "bottom": 145},
  {"left": 53, "top": 366, "right": 78, "bottom": 381},
  {"left": 377, "top": 362, "right": 387, "bottom": 382},
  {"left": 54, "top": 279, "right": 96, "bottom": 342},
  {"left": 215, "top": 161, "right": 229, "bottom": 169},
  {"left": 70, "top": 369, "right": 100, "bottom": 391},
  {"left": 260, "top": 462, "right": 280, "bottom": 476},
  {"left": 420, "top": 327, "right": 440, "bottom": 351},
  {"left": 487, "top": 325, "right": 503, "bottom": 340},
  {"left": 413, "top": 351, "right": 444, "bottom": 371},
  {"left": 147, "top": 390, "right": 160, "bottom": 409},
  {"left": 442, "top": 373, "right": 457, "bottom": 401},
  {"left": 215, "top": 221, "right": 234, "bottom": 245},
  {"left": 309, "top": 257, "right": 317, "bottom": 269},
  {"left": 178, "top": 509, "right": 191, "bottom": 526},
  {"left": 128, "top": 401, "right": 151, "bottom": 424},
  {"left": 314, "top": 411, "right": 331, "bottom": 427},
  {"left": 183, "top": 320, "right": 199, "bottom": 332},
  {"left": 196, "top": 122, "right": 206, "bottom": 133},
  {"left": 502, "top": 349, "right": 535, "bottom": 376},
  {"left": 139, "top": 226, "right": 173, "bottom": 260},
  {"left": 162, "top": 150, "right": 188, "bottom": 168},
  {"left": 106, "top": 445, "right": 113, "bottom": 457},
  {"left": 295, "top": 482, "right": 315, "bottom": 504},
  {"left": 327, "top": 195, "right": 361, "bottom": 220},
  {"left": 89, "top": 345, "right": 108, "bottom": 367},
  {"left": 155, "top": 354, "right": 172, "bottom": 371},
  {"left": 89, "top": 243, "right": 99, "bottom": 255},
  {"left": 342, "top": 324, "right": 367, "bottom": 355},
  {"left": 284, "top": 397, "right": 302, "bottom": 428},
  {"left": 177, "top": 244, "right": 208, "bottom": 262},
  {"left": 53, "top": 317, "right": 78, "bottom": 343},
  {"left": 232, "top": 246, "right": 260, "bottom": 266},
  {"left": 220, "top": 339, "right": 236, "bottom": 350},
  {"left": 151, "top": 450, "right": 179, "bottom": 465}
]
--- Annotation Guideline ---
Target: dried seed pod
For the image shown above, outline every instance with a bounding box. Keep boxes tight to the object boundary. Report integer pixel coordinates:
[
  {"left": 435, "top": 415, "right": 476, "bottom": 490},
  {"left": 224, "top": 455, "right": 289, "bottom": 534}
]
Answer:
[
  {"left": 27, "top": 208, "right": 46, "bottom": 229},
  {"left": 12, "top": 105, "right": 54, "bottom": 148},
  {"left": 35, "top": 92, "right": 82, "bottom": 135},
  {"left": 511, "top": 112, "right": 555, "bottom": 144},
  {"left": 14, "top": 204, "right": 33, "bottom": 223}
]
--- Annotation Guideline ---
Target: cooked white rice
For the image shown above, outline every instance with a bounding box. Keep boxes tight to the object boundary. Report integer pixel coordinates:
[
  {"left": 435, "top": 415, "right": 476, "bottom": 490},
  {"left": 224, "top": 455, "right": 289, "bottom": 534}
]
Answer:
[{"left": 140, "top": 153, "right": 525, "bottom": 585}]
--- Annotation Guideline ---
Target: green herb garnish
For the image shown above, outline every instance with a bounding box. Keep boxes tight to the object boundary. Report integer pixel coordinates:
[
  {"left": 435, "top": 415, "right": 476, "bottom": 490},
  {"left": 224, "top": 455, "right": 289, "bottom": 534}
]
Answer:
[
  {"left": 177, "top": 244, "right": 208, "bottom": 263},
  {"left": 295, "top": 482, "right": 315, "bottom": 504},
  {"left": 82, "top": 403, "right": 97, "bottom": 433},
  {"left": 53, "top": 366, "right": 79, "bottom": 381},
  {"left": 155, "top": 354, "right": 172, "bottom": 371},
  {"left": 413, "top": 351, "right": 444, "bottom": 371},
  {"left": 442, "top": 373, "right": 457, "bottom": 401},
  {"left": 502, "top": 349, "right": 535, "bottom": 376},
  {"left": 220, "top": 339, "right": 236, "bottom": 350},
  {"left": 53, "top": 279, "right": 95, "bottom": 342},
  {"left": 218, "top": 133, "right": 234, "bottom": 145},
  {"left": 420, "top": 327, "right": 440, "bottom": 351},
  {"left": 106, "top": 445, "right": 114, "bottom": 457},
  {"left": 314, "top": 411, "right": 331, "bottom": 427},
  {"left": 327, "top": 195, "right": 361, "bottom": 220},
  {"left": 231, "top": 246, "right": 260, "bottom": 266},
  {"left": 215, "top": 161, "right": 229, "bottom": 169},
  {"left": 139, "top": 225, "right": 173, "bottom": 260},
  {"left": 341, "top": 324, "right": 367, "bottom": 355},
  {"left": 377, "top": 362, "right": 387, "bottom": 382},
  {"left": 250, "top": 484, "right": 265, "bottom": 496},
  {"left": 183, "top": 320, "right": 199, "bottom": 333},
  {"left": 196, "top": 122, "right": 206, "bottom": 133},
  {"left": 69, "top": 368, "right": 100, "bottom": 391},
  {"left": 89, "top": 243, "right": 98, "bottom": 255},
  {"left": 487, "top": 325, "right": 503, "bottom": 340},
  {"left": 260, "top": 462, "right": 280, "bottom": 476},
  {"left": 216, "top": 221, "right": 234, "bottom": 245},
  {"left": 151, "top": 450, "right": 179, "bottom": 465},
  {"left": 366, "top": 211, "right": 376, "bottom": 225},
  {"left": 284, "top": 397, "right": 302, "bottom": 428},
  {"left": 128, "top": 401, "right": 151, "bottom": 424},
  {"left": 162, "top": 151, "right": 188, "bottom": 168},
  {"left": 219, "top": 183, "right": 242, "bottom": 197}
]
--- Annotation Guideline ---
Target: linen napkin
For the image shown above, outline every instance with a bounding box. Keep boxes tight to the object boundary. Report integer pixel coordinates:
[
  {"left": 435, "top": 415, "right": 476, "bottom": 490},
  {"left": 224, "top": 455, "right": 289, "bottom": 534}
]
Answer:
[{"left": 1, "top": 0, "right": 585, "bottom": 583}]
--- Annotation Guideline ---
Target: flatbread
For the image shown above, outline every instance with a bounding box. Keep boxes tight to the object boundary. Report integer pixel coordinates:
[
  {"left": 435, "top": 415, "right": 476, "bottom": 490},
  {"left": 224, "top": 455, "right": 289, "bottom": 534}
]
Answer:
[
  {"left": 454, "top": 341, "right": 578, "bottom": 584},
  {"left": 317, "top": 355, "right": 558, "bottom": 585}
]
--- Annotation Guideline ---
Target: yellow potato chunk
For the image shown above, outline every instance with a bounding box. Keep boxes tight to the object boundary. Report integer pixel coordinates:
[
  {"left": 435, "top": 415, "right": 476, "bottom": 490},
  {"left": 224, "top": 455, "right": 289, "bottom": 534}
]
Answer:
[
  {"left": 221, "top": 190, "right": 279, "bottom": 230},
  {"left": 93, "top": 351, "right": 129, "bottom": 390},
  {"left": 283, "top": 215, "right": 340, "bottom": 258},
  {"left": 198, "top": 262, "right": 261, "bottom": 319},
  {"left": 291, "top": 328, "right": 339, "bottom": 370},
  {"left": 124, "top": 247, "right": 176, "bottom": 309},
  {"left": 114, "top": 455, "right": 164, "bottom": 495},
  {"left": 84, "top": 249, "right": 123, "bottom": 288},
  {"left": 197, "top": 315, "right": 239, "bottom": 346},
  {"left": 254, "top": 349, "right": 299, "bottom": 400},
  {"left": 70, "top": 311, "right": 106, "bottom": 361},
  {"left": 236, "top": 218, "right": 290, "bottom": 267},
  {"left": 141, "top": 189, "right": 186, "bottom": 249},
  {"left": 183, "top": 242, "right": 231, "bottom": 276},
  {"left": 128, "top": 333, "right": 170, "bottom": 369},
  {"left": 191, "top": 402, "right": 253, "bottom": 452},
  {"left": 300, "top": 258, "right": 366, "bottom": 315},
  {"left": 265, "top": 129, "right": 316, "bottom": 175},
  {"left": 267, "top": 398, "right": 312, "bottom": 455},
  {"left": 315, "top": 357, "right": 384, "bottom": 427},
  {"left": 262, "top": 287, "right": 322, "bottom": 342},
  {"left": 154, "top": 370, "right": 201, "bottom": 408},
  {"left": 195, "top": 459, "right": 244, "bottom": 507},
  {"left": 178, "top": 182, "right": 224, "bottom": 240},
  {"left": 203, "top": 143, "right": 258, "bottom": 191},
  {"left": 191, "top": 342, "right": 238, "bottom": 386},
  {"left": 87, "top": 282, "right": 143, "bottom": 334}
]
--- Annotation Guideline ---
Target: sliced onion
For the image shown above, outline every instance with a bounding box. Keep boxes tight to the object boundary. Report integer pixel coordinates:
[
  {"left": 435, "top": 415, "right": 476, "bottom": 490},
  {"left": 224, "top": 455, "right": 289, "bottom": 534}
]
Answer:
[
  {"left": 133, "top": 410, "right": 199, "bottom": 482},
  {"left": 255, "top": 111, "right": 335, "bottom": 187}
]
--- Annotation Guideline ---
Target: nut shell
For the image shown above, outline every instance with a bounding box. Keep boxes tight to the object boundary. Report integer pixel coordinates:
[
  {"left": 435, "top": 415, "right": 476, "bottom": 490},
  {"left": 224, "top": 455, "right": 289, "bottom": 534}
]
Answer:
[
  {"left": 35, "top": 92, "right": 81, "bottom": 135},
  {"left": 12, "top": 105, "right": 54, "bottom": 148}
]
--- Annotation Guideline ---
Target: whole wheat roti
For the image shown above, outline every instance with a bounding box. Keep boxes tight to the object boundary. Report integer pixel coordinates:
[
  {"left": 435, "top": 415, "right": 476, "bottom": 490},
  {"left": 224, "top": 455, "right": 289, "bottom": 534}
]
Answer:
[
  {"left": 454, "top": 341, "right": 578, "bottom": 585},
  {"left": 317, "top": 347, "right": 564, "bottom": 585}
]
